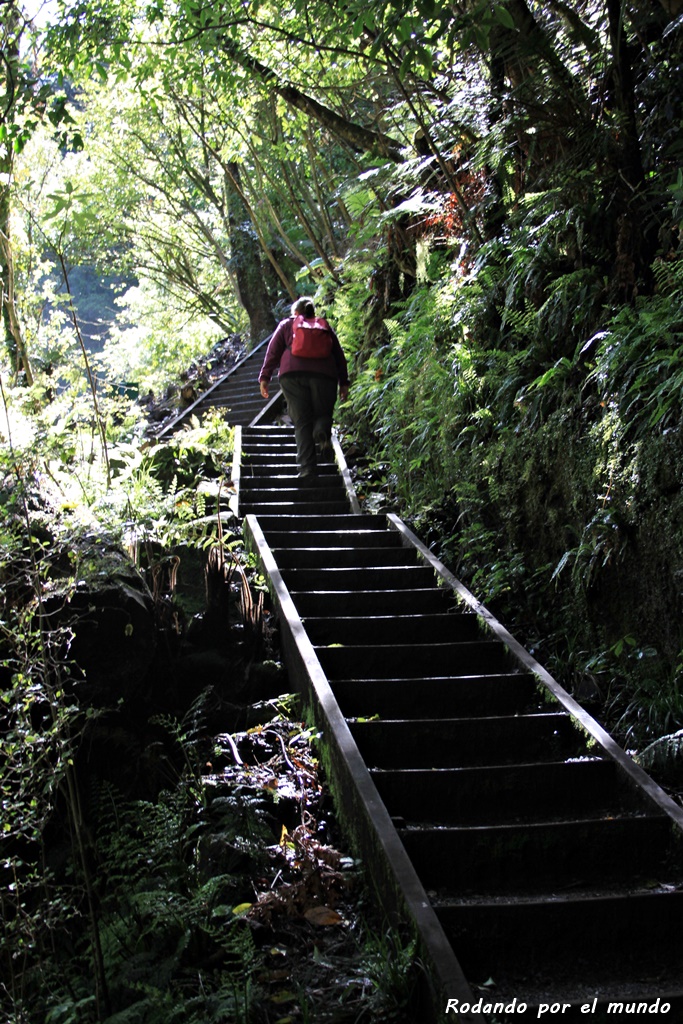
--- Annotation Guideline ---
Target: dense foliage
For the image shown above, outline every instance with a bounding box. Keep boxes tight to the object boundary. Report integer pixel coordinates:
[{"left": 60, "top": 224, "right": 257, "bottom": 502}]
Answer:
[
  {"left": 0, "top": 409, "right": 419, "bottom": 1022},
  {"left": 2, "top": 0, "right": 683, "bottom": 1018}
]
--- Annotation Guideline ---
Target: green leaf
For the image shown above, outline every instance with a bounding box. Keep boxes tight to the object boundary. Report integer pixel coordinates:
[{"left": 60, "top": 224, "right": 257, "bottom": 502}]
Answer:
[
  {"left": 43, "top": 198, "right": 69, "bottom": 220},
  {"left": 396, "top": 15, "right": 417, "bottom": 43},
  {"left": 410, "top": 44, "right": 434, "bottom": 77},
  {"left": 474, "top": 25, "right": 490, "bottom": 50},
  {"left": 493, "top": 4, "right": 515, "bottom": 29},
  {"left": 232, "top": 902, "right": 252, "bottom": 916},
  {"left": 72, "top": 211, "right": 96, "bottom": 229},
  {"left": 399, "top": 50, "right": 414, "bottom": 80}
]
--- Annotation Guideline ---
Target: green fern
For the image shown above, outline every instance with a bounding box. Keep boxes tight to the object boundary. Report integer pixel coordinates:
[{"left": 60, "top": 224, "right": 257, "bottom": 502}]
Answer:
[{"left": 637, "top": 730, "right": 683, "bottom": 776}]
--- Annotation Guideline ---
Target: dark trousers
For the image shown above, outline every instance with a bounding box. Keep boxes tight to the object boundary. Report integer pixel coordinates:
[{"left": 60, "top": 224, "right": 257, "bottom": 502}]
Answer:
[{"left": 279, "top": 373, "right": 338, "bottom": 476}]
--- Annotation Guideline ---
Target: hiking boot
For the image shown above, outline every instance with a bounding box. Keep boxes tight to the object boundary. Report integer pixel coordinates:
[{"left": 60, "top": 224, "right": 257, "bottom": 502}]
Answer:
[{"left": 314, "top": 430, "right": 332, "bottom": 454}]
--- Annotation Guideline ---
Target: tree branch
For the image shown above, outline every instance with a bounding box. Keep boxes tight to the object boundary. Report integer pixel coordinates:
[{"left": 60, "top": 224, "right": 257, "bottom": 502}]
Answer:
[{"left": 219, "top": 36, "right": 405, "bottom": 162}]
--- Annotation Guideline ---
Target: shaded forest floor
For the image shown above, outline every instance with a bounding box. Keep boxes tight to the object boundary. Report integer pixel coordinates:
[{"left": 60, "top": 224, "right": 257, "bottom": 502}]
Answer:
[{"left": 2, "top": 518, "right": 422, "bottom": 1023}]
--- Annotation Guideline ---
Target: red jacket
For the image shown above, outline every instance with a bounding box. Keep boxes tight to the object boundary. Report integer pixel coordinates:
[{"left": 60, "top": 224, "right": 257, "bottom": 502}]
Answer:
[{"left": 258, "top": 317, "right": 349, "bottom": 386}]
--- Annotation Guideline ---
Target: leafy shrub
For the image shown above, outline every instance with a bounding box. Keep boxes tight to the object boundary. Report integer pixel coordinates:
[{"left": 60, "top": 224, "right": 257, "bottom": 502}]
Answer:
[{"left": 588, "top": 254, "right": 683, "bottom": 439}]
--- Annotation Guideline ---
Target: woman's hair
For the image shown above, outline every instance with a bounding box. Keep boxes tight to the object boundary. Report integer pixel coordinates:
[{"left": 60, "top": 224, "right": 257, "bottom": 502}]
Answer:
[{"left": 291, "top": 297, "right": 315, "bottom": 318}]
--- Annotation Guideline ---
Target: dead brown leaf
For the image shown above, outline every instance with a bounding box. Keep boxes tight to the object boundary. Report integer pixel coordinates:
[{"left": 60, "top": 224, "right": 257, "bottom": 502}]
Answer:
[{"left": 303, "top": 905, "right": 343, "bottom": 927}]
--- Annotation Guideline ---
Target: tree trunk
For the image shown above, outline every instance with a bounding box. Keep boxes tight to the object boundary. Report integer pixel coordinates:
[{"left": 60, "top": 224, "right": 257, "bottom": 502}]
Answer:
[
  {"left": 0, "top": 225, "right": 33, "bottom": 385},
  {"left": 226, "top": 162, "right": 277, "bottom": 345},
  {"left": 606, "top": 0, "right": 645, "bottom": 195},
  {"left": 606, "top": 0, "right": 650, "bottom": 292},
  {"left": 485, "top": 22, "right": 510, "bottom": 239},
  {"left": 1, "top": 4, "right": 32, "bottom": 383}
]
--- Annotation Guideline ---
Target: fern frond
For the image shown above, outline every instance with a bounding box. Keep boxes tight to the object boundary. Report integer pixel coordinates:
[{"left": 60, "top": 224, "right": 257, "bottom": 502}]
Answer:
[{"left": 637, "top": 729, "right": 683, "bottom": 774}]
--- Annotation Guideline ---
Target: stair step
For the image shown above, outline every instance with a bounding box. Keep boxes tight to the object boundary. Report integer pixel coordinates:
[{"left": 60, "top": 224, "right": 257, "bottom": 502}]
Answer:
[
  {"left": 349, "top": 713, "right": 588, "bottom": 768},
  {"left": 242, "top": 439, "right": 298, "bottom": 448},
  {"left": 371, "top": 758, "right": 653, "bottom": 825},
  {"left": 257, "top": 514, "right": 387, "bottom": 534},
  {"left": 401, "top": 815, "right": 676, "bottom": 894},
  {"left": 241, "top": 488, "right": 348, "bottom": 506},
  {"left": 241, "top": 464, "right": 337, "bottom": 478},
  {"left": 240, "top": 476, "right": 340, "bottom": 490},
  {"left": 332, "top": 673, "right": 542, "bottom": 718},
  {"left": 244, "top": 427, "right": 295, "bottom": 436},
  {"left": 304, "top": 612, "right": 482, "bottom": 645},
  {"left": 241, "top": 500, "right": 351, "bottom": 515},
  {"left": 437, "top": 890, "right": 683, "bottom": 995},
  {"left": 242, "top": 454, "right": 300, "bottom": 465},
  {"left": 242, "top": 431, "right": 295, "bottom": 440},
  {"left": 272, "top": 546, "right": 422, "bottom": 569},
  {"left": 243, "top": 436, "right": 294, "bottom": 443},
  {"left": 289, "top": 587, "right": 456, "bottom": 617},
  {"left": 279, "top": 565, "right": 437, "bottom": 590},
  {"left": 263, "top": 529, "right": 402, "bottom": 549},
  {"left": 316, "top": 640, "right": 512, "bottom": 678},
  {"left": 224, "top": 395, "right": 262, "bottom": 407}
]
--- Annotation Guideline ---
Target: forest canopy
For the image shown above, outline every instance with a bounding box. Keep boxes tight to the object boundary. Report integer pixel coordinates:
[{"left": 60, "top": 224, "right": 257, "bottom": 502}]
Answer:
[{"left": 3, "top": 0, "right": 678, "bottom": 393}]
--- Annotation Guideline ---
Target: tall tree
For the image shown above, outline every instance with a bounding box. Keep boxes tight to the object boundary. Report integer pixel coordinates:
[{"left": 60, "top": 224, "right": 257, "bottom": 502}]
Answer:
[
  {"left": 225, "top": 160, "right": 277, "bottom": 342},
  {"left": 1, "top": 2, "right": 32, "bottom": 381}
]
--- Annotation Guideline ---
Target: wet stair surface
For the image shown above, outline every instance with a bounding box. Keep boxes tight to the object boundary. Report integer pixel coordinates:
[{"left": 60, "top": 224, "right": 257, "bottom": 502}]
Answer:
[{"left": 216, "top": 404, "right": 683, "bottom": 1019}]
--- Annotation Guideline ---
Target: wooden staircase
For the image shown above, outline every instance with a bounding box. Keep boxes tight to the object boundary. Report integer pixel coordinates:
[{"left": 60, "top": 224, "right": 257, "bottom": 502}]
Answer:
[{"left": 166, "top": 349, "right": 683, "bottom": 1022}]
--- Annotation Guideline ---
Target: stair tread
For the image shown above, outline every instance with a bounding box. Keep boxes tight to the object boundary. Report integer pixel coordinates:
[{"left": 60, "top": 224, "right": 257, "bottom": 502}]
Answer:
[
  {"left": 371, "top": 757, "right": 607, "bottom": 773},
  {"left": 398, "top": 809, "right": 669, "bottom": 832},
  {"left": 351, "top": 710, "right": 566, "bottom": 723},
  {"left": 434, "top": 883, "right": 683, "bottom": 907}
]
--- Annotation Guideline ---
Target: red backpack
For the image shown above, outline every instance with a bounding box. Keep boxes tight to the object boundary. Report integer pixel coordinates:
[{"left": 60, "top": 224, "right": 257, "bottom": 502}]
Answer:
[{"left": 291, "top": 314, "right": 334, "bottom": 359}]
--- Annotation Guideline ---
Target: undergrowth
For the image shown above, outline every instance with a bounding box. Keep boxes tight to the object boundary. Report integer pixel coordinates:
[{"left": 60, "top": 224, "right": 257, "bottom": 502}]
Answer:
[
  {"left": 0, "top": 402, "right": 420, "bottom": 1024},
  {"left": 338, "top": 239, "right": 683, "bottom": 791}
]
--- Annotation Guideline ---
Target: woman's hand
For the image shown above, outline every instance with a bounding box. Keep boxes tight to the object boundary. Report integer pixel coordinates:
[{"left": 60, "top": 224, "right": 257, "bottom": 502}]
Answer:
[{"left": 260, "top": 381, "right": 269, "bottom": 399}]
